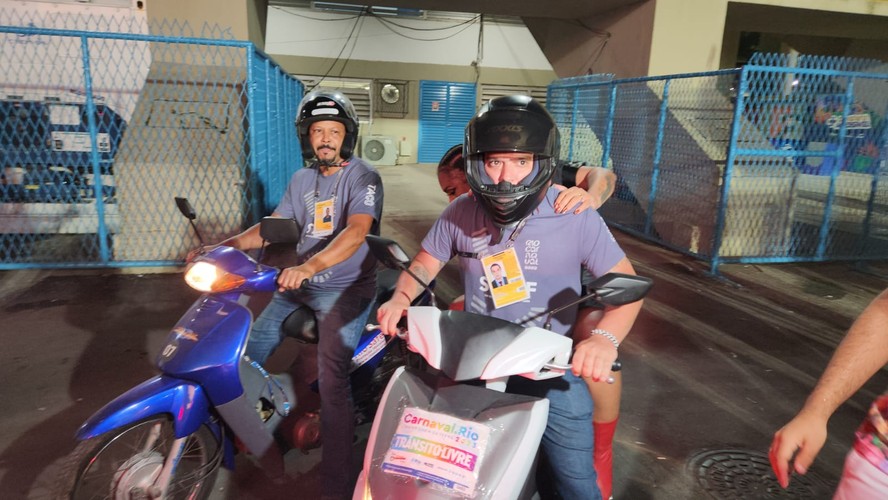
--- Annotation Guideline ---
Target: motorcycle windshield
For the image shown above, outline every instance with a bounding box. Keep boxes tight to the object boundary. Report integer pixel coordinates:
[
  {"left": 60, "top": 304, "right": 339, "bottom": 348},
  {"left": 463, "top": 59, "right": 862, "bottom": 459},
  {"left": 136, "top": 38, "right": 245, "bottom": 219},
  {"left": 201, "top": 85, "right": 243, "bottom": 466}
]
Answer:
[{"left": 408, "top": 307, "right": 551, "bottom": 381}]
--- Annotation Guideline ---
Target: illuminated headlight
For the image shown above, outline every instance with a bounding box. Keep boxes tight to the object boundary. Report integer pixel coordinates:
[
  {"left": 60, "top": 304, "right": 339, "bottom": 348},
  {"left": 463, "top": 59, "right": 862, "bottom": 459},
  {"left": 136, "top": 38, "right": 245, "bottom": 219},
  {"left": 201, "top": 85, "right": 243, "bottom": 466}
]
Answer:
[{"left": 184, "top": 261, "right": 245, "bottom": 292}]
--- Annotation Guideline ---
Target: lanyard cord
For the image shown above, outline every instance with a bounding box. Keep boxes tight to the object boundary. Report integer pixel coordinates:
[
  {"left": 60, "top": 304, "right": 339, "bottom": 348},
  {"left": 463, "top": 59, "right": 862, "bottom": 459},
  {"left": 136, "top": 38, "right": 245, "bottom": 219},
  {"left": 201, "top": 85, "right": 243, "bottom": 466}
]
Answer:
[
  {"left": 458, "top": 218, "right": 529, "bottom": 259},
  {"left": 314, "top": 166, "right": 345, "bottom": 203},
  {"left": 505, "top": 218, "right": 528, "bottom": 248}
]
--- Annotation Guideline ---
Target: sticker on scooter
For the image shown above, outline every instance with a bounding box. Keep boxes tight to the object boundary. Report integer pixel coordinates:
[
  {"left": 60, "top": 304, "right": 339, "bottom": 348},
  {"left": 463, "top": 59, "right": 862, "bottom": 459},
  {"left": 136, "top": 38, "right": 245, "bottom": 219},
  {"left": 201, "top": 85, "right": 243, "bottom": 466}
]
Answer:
[
  {"left": 383, "top": 407, "right": 491, "bottom": 495},
  {"left": 173, "top": 326, "right": 199, "bottom": 341},
  {"left": 350, "top": 330, "right": 386, "bottom": 370},
  {"left": 160, "top": 339, "right": 178, "bottom": 360}
]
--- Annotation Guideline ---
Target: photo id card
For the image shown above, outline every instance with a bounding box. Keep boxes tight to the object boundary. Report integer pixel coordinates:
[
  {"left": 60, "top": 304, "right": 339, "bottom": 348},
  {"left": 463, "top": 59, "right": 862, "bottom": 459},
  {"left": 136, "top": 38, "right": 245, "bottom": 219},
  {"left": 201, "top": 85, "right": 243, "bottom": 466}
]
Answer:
[
  {"left": 481, "top": 247, "right": 529, "bottom": 308},
  {"left": 313, "top": 199, "right": 335, "bottom": 237}
]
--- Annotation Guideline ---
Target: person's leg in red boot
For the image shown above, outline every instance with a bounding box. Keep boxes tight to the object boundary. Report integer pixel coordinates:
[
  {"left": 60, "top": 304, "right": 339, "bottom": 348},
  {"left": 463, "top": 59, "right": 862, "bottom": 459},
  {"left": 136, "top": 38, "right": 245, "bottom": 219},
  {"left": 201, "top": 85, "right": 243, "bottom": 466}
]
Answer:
[
  {"left": 594, "top": 421, "right": 618, "bottom": 499},
  {"left": 574, "top": 308, "right": 623, "bottom": 500}
]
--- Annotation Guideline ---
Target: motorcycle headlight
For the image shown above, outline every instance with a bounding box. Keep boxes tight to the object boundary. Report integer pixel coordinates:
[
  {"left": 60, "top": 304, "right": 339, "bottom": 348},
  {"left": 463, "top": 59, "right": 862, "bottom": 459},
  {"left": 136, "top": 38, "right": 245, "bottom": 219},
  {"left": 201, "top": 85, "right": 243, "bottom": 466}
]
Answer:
[{"left": 184, "top": 261, "right": 246, "bottom": 292}]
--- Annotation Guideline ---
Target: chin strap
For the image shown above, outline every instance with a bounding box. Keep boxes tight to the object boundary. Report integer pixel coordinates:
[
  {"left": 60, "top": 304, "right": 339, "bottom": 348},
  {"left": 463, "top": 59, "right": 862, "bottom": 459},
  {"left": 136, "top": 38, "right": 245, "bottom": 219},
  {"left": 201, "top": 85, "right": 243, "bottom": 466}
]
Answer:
[
  {"left": 489, "top": 226, "right": 505, "bottom": 245},
  {"left": 317, "top": 159, "right": 343, "bottom": 168},
  {"left": 489, "top": 218, "right": 527, "bottom": 248}
]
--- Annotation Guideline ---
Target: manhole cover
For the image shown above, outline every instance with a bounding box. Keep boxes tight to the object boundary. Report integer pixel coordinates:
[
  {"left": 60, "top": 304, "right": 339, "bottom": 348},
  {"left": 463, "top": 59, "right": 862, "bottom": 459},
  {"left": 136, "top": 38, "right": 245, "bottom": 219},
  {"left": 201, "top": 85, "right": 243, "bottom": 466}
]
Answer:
[{"left": 688, "top": 448, "right": 833, "bottom": 499}]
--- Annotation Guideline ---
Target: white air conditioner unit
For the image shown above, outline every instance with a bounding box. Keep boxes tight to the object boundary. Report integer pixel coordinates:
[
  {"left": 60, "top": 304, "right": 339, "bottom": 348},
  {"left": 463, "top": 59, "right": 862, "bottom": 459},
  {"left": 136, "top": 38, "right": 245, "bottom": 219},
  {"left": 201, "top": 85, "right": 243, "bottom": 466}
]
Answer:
[{"left": 361, "top": 135, "right": 398, "bottom": 166}]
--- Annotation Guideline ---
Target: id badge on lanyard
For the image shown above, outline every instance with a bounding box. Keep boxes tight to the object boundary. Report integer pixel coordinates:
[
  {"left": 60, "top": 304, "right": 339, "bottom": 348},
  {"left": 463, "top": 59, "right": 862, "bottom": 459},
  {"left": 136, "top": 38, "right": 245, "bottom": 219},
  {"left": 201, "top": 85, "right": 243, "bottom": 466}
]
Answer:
[
  {"left": 312, "top": 198, "right": 335, "bottom": 237},
  {"left": 481, "top": 224, "right": 531, "bottom": 309},
  {"left": 311, "top": 168, "right": 343, "bottom": 238}
]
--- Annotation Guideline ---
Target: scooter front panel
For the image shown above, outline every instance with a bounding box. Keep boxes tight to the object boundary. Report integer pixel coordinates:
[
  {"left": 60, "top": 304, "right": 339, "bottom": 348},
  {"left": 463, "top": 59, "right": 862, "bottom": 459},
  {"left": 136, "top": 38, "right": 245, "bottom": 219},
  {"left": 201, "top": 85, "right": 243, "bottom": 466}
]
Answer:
[
  {"left": 157, "top": 295, "right": 253, "bottom": 404},
  {"left": 361, "top": 367, "right": 549, "bottom": 499}
]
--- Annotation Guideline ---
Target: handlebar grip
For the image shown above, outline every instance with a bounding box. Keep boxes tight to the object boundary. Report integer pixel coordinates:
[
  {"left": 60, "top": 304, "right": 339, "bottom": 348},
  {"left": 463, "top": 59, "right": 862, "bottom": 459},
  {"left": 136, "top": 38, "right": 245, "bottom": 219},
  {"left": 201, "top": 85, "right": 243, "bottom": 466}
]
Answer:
[
  {"left": 543, "top": 359, "right": 622, "bottom": 384},
  {"left": 364, "top": 321, "right": 408, "bottom": 340}
]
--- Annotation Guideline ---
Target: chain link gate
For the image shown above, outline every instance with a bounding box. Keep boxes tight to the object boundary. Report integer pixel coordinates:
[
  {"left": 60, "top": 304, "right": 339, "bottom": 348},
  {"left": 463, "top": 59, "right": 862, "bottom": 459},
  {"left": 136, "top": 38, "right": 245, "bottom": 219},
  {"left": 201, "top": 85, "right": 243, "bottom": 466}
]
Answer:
[
  {"left": 549, "top": 54, "right": 888, "bottom": 274},
  {"left": 0, "top": 7, "right": 303, "bottom": 269}
]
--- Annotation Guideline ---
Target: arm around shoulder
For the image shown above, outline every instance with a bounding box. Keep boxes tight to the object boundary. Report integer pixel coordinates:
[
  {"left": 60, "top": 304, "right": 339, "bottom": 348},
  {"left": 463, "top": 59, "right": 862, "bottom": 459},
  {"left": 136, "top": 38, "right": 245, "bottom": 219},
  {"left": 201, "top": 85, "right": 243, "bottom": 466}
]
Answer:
[{"left": 576, "top": 166, "right": 616, "bottom": 209}]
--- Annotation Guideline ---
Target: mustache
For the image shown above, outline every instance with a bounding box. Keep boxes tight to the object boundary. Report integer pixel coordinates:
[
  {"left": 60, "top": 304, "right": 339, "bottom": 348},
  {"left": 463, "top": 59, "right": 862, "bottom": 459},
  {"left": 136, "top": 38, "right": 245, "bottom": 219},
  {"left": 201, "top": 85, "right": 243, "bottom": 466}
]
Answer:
[{"left": 317, "top": 145, "right": 337, "bottom": 152}]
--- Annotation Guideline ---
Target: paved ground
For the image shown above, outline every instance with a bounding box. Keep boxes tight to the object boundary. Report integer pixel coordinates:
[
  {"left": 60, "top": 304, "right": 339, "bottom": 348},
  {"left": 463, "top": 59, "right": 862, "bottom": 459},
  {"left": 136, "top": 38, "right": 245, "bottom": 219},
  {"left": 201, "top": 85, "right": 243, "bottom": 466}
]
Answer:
[{"left": 1, "top": 163, "right": 887, "bottom": 499}]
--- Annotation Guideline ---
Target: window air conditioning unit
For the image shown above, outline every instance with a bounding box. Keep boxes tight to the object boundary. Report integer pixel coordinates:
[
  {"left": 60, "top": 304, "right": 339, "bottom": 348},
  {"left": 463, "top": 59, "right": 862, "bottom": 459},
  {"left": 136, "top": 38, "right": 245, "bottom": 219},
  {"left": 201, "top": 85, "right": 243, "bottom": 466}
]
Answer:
[{"left": 360, "top": 135, "right": 398, "bottom": 166}]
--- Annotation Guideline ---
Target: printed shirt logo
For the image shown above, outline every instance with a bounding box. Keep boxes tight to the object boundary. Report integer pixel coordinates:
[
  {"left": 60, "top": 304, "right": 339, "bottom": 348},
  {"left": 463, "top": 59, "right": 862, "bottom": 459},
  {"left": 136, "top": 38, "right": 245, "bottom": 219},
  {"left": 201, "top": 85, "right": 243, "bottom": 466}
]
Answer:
[
  {"left": 523, "top": 239, "right": 540, "bottom": 270},
  {"left": 364, "top": 184, "right": 377, "bottom": 207}
]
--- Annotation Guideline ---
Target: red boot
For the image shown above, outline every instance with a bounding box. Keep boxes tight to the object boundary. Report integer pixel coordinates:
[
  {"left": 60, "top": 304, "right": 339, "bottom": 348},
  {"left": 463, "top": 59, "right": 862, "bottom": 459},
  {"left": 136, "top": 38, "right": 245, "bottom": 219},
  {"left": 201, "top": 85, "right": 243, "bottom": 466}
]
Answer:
[{"left": 594, "top": 418, "right": 618, "bottom": 500}]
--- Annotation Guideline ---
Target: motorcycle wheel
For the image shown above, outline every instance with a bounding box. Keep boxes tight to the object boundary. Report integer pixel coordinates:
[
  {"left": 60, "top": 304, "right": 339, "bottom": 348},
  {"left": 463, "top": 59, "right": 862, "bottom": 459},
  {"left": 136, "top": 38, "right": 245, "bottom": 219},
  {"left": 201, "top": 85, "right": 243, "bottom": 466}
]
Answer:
[{"left": 53, "top": 416, "right": 221, "bottom": 500}]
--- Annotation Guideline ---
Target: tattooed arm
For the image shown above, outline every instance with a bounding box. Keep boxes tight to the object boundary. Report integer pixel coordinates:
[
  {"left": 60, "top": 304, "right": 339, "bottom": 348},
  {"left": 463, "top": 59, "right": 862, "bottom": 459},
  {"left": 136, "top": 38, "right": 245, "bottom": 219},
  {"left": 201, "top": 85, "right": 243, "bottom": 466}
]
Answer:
[
  {"left": 377, "top": 249, "right": 446, "bottom": 336},
  {"left": 553, "top": 166, "right": 617, "bottom": 214}
]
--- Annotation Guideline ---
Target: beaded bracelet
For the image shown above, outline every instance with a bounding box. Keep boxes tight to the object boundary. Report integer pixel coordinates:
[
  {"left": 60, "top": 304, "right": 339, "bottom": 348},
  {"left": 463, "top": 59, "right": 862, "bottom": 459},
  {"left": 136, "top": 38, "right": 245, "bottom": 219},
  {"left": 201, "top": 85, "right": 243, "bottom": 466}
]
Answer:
[{"left": 590, "top": 328, "right": 619, "bottom": 350}]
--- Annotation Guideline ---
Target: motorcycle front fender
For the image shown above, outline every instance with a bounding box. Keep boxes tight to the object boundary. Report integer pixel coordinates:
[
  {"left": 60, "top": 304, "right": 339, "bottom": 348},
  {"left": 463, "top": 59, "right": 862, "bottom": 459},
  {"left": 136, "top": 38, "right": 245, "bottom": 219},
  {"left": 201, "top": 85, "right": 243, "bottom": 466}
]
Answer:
[{"left": 75, "top": 375, "right": 211, "bottom": 441}]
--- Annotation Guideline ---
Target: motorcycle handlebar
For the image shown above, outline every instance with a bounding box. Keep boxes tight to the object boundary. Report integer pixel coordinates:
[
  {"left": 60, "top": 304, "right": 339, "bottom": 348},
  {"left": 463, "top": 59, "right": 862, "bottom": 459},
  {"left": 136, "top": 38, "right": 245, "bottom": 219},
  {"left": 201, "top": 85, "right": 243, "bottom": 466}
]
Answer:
[
  {"left": 543, "top": 359, "right": 621, "bottom": 384},
  {"left": 364, "top": 323, "right": 408, "bottom": 340}
]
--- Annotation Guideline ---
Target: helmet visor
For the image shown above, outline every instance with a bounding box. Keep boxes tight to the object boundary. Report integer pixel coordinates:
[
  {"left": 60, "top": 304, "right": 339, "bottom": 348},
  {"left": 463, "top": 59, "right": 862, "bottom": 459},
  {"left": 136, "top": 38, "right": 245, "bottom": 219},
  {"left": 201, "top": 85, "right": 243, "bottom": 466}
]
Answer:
[{"left": 467, "top": 153, "right": 551, "bottom": 211}]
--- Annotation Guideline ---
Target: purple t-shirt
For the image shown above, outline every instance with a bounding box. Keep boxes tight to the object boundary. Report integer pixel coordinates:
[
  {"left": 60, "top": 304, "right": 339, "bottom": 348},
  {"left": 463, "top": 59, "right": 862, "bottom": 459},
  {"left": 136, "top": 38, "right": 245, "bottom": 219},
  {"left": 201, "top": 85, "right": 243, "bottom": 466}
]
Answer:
[
  {"left": 275, "top": 157, "right": 383, "bottom": 291},
  {"left": 422, "top": 187, "right": 625, "bottom": 335}
]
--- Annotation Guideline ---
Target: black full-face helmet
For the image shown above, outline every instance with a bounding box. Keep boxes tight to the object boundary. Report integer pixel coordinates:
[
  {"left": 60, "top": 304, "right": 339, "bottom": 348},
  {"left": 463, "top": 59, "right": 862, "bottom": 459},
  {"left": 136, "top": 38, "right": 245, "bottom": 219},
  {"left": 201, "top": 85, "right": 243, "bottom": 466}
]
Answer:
[
  {"left": 464, "top": 95, "right": 560, "bottom": 228},
  {"left": 295, "top": 90, "right": 359, "bottom": 160}
]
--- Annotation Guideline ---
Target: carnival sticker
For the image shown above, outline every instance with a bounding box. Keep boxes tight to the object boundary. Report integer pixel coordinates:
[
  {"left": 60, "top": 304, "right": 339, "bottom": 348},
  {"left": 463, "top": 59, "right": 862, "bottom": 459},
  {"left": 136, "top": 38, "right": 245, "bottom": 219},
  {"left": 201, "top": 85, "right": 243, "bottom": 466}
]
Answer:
[{"left": 383, "top": 407, "right": 491, "bottom": 496}]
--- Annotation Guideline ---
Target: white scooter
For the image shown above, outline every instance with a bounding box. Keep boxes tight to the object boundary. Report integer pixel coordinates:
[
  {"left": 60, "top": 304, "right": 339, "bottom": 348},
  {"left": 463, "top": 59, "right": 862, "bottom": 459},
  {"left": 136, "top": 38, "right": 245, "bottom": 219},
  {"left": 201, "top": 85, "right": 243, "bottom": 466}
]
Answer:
[{"left": 353, "top": 235, "right": 651, "bottom": 500}]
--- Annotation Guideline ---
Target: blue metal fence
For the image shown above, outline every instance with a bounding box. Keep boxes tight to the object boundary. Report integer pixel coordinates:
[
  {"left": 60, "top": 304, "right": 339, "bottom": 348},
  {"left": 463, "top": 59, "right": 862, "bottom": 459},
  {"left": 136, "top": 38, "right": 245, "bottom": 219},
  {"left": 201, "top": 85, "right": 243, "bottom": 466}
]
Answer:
[
  {"left": 549, "top": 54, "right": 888, "bottom": 273},
  {"left": 0, "top": 9, "right": 303, "bottom": 269}
]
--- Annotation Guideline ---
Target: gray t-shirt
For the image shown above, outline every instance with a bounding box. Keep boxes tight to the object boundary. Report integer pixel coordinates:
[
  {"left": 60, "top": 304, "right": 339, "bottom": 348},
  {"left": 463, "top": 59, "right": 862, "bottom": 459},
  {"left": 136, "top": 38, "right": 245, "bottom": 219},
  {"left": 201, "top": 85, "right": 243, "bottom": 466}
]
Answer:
[
  {"left": 422, "top": 187, "right": 624, "bottom": 335},
  {"left": 275, "top": 157, "right": 383, "bottom": 291}
]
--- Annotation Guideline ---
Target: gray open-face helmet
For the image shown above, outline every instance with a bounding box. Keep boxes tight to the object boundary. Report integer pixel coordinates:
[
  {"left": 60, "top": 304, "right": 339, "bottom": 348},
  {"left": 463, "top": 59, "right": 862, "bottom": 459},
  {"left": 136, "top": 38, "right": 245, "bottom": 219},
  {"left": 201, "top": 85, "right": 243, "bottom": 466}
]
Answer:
[
  {"left": 464, "top": 95, "right": 560, "bottom": 229},
  {"left": 295, "top": 90, "right": 359, "bottom": 160}
]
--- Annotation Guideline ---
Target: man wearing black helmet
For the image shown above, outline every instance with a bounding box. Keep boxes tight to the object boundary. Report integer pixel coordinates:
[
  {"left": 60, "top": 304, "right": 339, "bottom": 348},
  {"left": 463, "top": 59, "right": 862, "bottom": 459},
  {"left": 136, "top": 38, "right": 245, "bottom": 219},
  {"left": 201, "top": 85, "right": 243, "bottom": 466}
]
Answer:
[
  {"left": 378, "top": 95, "right": 642, "bottom": 499},
  {"left": 199, "top": 90, "right": 383, "bottom": 498}
]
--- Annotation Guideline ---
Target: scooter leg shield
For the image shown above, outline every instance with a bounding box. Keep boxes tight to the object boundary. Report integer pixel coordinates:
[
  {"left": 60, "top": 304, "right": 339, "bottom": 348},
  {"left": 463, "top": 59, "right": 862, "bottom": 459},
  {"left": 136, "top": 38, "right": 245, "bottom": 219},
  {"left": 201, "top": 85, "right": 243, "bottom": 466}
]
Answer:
[
  {"left": 360, "top": 367, "right": 550, "bottom": 499},
  {"left": 75, "top": 375, "right": 211, "bottom": 441},
  {"left": 215, "top": 358, "right": 297, "bottom": 477}
]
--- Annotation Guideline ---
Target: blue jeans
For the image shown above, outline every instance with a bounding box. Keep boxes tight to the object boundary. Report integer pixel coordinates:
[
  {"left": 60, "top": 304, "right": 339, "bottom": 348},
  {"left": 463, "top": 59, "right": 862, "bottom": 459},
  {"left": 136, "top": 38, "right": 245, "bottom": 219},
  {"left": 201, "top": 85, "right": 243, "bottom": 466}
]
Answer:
[
  {"left": 247, "top": 287, "right": 375, "bottom": 498},
  {"left": 509, "top": 372, "right": 602, "bottom": 500}
]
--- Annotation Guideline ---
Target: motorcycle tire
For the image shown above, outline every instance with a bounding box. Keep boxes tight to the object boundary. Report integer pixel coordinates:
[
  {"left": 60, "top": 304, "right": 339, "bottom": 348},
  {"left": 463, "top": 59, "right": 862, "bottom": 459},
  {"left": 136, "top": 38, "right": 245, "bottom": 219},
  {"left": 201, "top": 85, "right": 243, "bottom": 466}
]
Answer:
[{"left": 53, "top": 416, "right": 221, "bottom": 500}]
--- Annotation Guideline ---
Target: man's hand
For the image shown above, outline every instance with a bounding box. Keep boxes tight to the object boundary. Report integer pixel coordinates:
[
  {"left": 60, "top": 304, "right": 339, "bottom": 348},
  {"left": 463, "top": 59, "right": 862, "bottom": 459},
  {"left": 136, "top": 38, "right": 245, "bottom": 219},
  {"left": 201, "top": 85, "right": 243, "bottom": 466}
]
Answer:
[
  {"left": 769, "top": 411, "right": 828, "bottom": 488},
  {"left": 553, "top": 186, "right": 596, "bottom": 214},
  {"left": 570, "top": 333, "right": 619, "bottom": 381},
  {"left": 377, "top": 296, "right": 411, "bottom": 337},
  {"left": 277, "top": 264, "right": 315, "bottom": 292}
]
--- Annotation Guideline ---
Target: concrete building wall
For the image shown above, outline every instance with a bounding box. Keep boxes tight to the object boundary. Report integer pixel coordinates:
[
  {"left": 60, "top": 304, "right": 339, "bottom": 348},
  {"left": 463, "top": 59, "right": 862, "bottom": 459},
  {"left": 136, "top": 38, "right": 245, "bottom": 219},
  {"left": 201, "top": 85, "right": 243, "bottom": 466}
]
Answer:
[
  {"left": 648, "top": 0, "right": 729, "bottom": 75},
  {"left": 138, "top": 0, "right": 888, "bottom": 166},
  {"left": 146, "top": 0, "right": 266, "bottom": 48},
  {"left": 525, "top": 1, "right": 656, "bottom": 79}
]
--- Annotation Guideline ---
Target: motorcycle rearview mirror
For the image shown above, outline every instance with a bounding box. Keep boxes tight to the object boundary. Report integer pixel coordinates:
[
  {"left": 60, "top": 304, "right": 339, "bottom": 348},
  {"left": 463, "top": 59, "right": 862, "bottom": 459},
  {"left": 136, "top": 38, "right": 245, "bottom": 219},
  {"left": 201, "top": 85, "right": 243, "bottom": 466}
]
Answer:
[
  {"left": 541, "top": 273, "right": 652, "bottom": 330},
  {"left": 365, "top": 235, "right": 437, "bottom": 308},
  {"left": 175, "top": 197, "right": 196, "bottom": 220},
  {"left": 175, "top": 197, "right": 205, "bottom": 247},
  {"left": 587, "top": 273, "right": 653, "bottom": 306}
]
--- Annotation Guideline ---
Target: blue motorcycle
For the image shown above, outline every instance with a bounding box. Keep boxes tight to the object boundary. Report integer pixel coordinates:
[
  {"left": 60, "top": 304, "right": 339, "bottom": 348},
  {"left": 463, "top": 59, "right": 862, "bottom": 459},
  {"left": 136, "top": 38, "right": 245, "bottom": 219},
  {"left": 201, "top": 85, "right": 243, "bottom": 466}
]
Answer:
[{"left": 53, "top": 198, "right": 422, "bottom": 499}]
